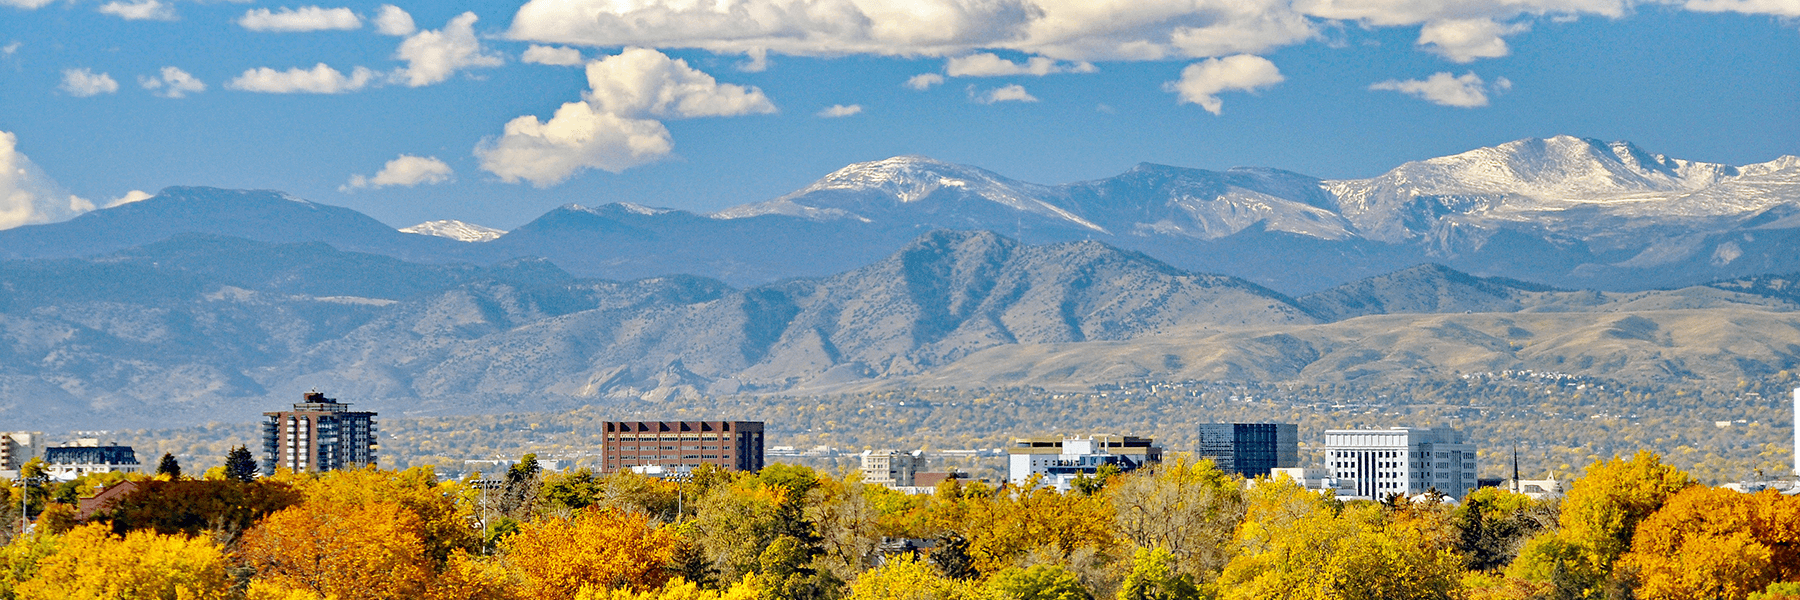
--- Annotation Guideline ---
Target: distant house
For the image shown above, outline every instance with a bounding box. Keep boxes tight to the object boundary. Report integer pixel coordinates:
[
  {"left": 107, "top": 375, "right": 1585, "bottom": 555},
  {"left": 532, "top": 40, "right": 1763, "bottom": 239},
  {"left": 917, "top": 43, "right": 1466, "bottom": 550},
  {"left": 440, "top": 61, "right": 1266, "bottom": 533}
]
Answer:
[
  {"left": 1007, "top": 434, "right": 1163, "bottom": 491},
  {"left": 77, "top": 480, "right": 142, "bottom": 520},
  {"left": 42, "top": 439, "right": 142, "bottom": 481}
]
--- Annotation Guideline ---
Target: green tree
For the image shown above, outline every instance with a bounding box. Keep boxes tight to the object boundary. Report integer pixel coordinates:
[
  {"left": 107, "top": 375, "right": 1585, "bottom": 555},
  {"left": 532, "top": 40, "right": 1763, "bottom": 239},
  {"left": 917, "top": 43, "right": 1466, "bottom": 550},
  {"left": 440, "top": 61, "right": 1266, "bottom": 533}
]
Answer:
[
  {"left": 156, "top": 453, "right": 182, "bottom": 479},
  {"left": 225, "top": 446, "right": 258, "bottom": 482},
  {"left": 985, "top": 564, "right": 1092, "bottom": 600},
  {"left": 1117, "top": 548, "right": 1200, "bottom": 600}
]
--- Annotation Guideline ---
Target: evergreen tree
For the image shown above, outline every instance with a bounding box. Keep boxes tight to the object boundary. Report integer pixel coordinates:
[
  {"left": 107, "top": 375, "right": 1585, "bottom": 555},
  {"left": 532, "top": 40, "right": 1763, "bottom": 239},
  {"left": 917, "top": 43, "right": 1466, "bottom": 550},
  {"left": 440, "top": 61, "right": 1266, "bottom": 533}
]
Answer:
[
  {"left": 156, "top": 453, "right": 182, "bottom": 479},
  {"left": 224, "top": 446, "right": 258, "bottom": 482}
]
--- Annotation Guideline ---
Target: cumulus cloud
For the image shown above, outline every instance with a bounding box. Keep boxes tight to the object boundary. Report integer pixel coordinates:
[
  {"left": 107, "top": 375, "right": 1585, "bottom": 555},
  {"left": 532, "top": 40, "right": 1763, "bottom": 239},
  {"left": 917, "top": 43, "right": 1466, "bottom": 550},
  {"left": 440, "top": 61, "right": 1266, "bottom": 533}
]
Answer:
[
  {"left": 227, "top": 63, "right": 375, "bottom": 93},
  {"left": 816, "top": 104, "right": 862, "bottom": 117},
  {"left": 238, "top": 6, "right": 361, "bottom": 32},
  {"left": 1418, "top": 18, "right": 1528, "bottom": 63},
  {"left": 61, "top": 68, "right": 119, "bottom": 97},
  {"left": 341, "top": 155, "right": 454, "bottom": 191},
  {"left": 477, "top": 48, "right": 775, "bottom": 186},
  {"left": 0, "top": 131, "right": 92, "bottom": 230},
  {"left": 373, "top": 4, "right": 415, "bottom": 36},
  {"left": 139, "top": 66, "right": 206, "bottom": 98},
  {"left": 522, "top": 44, "right": 584, "bottom": 66},
  {"left": 945, "top": 53, "right": 1096, "bottom": 77},
  {"left": 1683, "top": 0, "right": 1800, "bottom": 16},
  {"left": 392, "top": 12, "right": 504, "bottom": 87},
  {"left": 1164, "top": 54, "right": 1283, "bottom": 114},
  {"left": 973, "top": 83, "right": 1038, "bottom": 103},
  {"left": 1369, "top": 71, "right": 1505, "bottom": 107},
  {"left": 905, "top": 73, "right": 945, "bottom": 90},
  {"left": 97, "top": 0, "right": 176, "bottom": 21}
]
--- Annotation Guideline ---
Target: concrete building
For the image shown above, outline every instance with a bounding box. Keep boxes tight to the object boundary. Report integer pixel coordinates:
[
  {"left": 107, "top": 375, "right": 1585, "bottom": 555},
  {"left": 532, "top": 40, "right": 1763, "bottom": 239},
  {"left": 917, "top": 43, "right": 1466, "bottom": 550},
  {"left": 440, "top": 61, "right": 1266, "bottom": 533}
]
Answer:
[
  {"left": 600, "top": 421, "right": 764, "bottom": 473},
  {"left": 42, "top": 439, "right": 141, "bottom": 481},
  {"left": 0, "top": 432, "right": 45, "bottom": 478},
  {"left": 1197, "top": 423, "right": 1299, "bottom": 477},
  {"left": 1325, "top": 427, "right": 1478, "bottom": 500},
  {"left": 260, "top": 391, "right": 379, "bottom": 475},
  {"left": 860, "top": 449, "right": 922, "bottom": 487},
  {"left": 1007, "top": 434, "right": 1162, "bottom": 491}
]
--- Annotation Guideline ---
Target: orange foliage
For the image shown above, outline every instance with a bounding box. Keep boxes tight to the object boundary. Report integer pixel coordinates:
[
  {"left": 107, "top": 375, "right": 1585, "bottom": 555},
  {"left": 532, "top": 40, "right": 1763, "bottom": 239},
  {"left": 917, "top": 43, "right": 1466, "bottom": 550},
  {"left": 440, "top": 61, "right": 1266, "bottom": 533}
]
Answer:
[
  {"left": 1621, "top": 487, "right": 1800, "bottom": 600},
  {"left": 502, "top": 508, "right": 679, "bottom": 599},
  {"left": 236, "top": 500, "right": 433, "bottom": 600}
]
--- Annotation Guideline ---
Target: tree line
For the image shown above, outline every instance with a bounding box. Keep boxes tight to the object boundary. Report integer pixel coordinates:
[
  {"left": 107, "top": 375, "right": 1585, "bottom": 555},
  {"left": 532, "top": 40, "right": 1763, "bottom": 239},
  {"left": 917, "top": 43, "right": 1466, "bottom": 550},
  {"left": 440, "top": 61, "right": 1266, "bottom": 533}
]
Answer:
[{"left": 3, "top": 450, "right": 1799, "bottom": 600}]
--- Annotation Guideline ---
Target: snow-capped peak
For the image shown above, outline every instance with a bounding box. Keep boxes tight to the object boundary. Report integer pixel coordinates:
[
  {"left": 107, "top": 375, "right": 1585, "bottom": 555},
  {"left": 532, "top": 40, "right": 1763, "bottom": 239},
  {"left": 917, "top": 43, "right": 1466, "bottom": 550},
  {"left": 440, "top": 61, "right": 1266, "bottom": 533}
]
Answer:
[{"left": 399, "top": 220, "right": 507, "bottom": 242}]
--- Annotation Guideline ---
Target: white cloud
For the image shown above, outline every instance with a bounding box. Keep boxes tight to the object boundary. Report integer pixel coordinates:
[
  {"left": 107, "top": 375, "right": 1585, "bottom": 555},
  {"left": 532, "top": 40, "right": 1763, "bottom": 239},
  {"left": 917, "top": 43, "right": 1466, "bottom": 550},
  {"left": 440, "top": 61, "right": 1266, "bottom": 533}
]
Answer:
[
  {"left": 974, "top": 83, "right": 1038, "bottom": 104},
  {"left": 341, "top": 155, "right": 454, "bottom": 191},
  {"left": 1292, "top": 0, "right": 1629, "bottom": 26},
  {"left": 373, "top": 4, "right": 415, "bottom": 36},
  {"left": 97, "top": 0, "right": 176, "bottom": 21},
  {"left": 1369, "top": 71, "right": 1502, "bottom": 107},
  {"left": 227, "top": 63, "right": 375, "bottom": 94},
  {"left": 107, "top": 190, "right": 153, "bottom": 207},
  {"left": 944, "top": 53, "right": 1096, "bottom": 77},
  {"left": 138, "top": 66, "right": 206, "bottom": 98},
  {"left": 0, "top": 131, "right": 92, "bottom": 230},
  {"left": 2, "top": 42, "right": 19, "bottom": 56},
  {"left": 477, "top": 48, "right": 775, "bottom": 186},
  {"left": 0, "top": 0, "right": 58, "bottom": 9},
  {"left": 61, "top": 68, "right": 119, "bottom": 97},
  {"left": 905, "top": 73, "right": 945, "bottom": 90},
  {"left": 238, "top": 6, "right": 361, "bottom": 32},
  {"left": 1683, "top": 0, "right": 1800, "bottom": 16},
  {"left": 392, "top": 12, "right": 504, "bottom": 87},
  {"left": 581, "top": 47, "right": 778, "bottom": 118},
  {"left": 1418, "top": 18, "right": 1528, "bottom": 63},
  {"left": 816, "top": 104, "right": 863, "bottom": 117},
  {"left": 522, "top": 44, "right": 584, "bottom": 66},
  {"left": 737, "top": 48, "right": 769, "bottom": 72},
  {"left": 1164, "top": 54, "right": 1283, "bottom": 114}
]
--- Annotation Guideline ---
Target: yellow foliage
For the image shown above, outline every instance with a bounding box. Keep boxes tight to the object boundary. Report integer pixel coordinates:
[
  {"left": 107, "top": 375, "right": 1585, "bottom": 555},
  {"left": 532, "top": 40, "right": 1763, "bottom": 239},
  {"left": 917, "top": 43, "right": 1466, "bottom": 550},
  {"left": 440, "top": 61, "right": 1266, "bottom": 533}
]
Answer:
[
  {"left": 847, "top": 555, "right": 990, "bottom": 600},
  {"left": 1217, "top": 480, "right": 1463, "bottom": 600},
  {"left": 237, "top": 500, "right": 433, "bottom": 600},
  {"left": 273, "top": 466, "right": 478, "bottom": 563},
  {"left": 1620, "top": 487, "right": 1800, "bottom": 600},
  {"left": 502, "top": 508, "right": 679, "bottom": 599},
  {"left": 15, "top": 523, "right": 231, "bottom": 600},
  {"left": 245, "top": 580, "right": 332, "bottom": 600},
  {"left": 574, "top": 577, "right": 761, "bottom": 600}
]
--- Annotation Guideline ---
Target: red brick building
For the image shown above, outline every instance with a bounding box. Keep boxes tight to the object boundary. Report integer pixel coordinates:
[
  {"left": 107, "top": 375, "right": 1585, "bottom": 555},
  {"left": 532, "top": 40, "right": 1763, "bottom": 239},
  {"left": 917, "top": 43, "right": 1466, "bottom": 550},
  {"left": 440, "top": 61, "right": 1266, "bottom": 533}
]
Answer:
[{"left": 600, "top": 421, "right": 764, "bottom": 473}]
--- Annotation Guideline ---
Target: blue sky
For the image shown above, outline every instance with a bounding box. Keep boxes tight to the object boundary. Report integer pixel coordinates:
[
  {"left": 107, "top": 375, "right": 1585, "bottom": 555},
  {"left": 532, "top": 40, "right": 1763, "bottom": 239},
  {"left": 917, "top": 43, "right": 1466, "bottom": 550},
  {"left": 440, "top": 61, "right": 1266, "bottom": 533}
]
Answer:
[{"left": 1, "top": 0, "right": 1797, "bottom": 230}]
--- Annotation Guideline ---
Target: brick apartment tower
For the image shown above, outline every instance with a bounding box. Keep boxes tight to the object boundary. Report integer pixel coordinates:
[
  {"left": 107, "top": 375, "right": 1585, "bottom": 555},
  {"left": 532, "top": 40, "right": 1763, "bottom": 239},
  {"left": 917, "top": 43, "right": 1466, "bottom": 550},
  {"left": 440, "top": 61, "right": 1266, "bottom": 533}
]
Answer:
[
  {"left": 261, "top": 391, "right": 378, "bottom": 476},
  {"left": 600, "top": 421, "right": 764, "bottom": 473}
]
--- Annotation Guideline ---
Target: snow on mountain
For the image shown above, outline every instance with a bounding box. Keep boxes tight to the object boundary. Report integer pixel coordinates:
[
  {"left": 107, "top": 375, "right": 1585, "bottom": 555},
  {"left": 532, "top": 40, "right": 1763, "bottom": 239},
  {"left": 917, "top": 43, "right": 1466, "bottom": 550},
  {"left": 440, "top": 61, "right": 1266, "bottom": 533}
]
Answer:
[
  {"left": 400, "top": 219, "right": 507, "bottom": 242},
  {"left": 1058, "top": 164, "right": 1359, "bottom": 241}
]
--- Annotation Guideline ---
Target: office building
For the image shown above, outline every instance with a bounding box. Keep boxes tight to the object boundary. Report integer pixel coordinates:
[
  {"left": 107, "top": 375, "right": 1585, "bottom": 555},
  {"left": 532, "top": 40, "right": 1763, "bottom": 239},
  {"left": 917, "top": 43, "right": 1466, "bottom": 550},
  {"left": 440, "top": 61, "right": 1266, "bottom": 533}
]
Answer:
[
  {"left": 1007, "top": 434, "right": 1162, "bottom": 491},
  {"left": 600, "top": 421, "right": 764, "bottom": 473},
  {"left": 1196, "top": 423, "right": 1299, "bottom": 477},
  {"left": 860, "top": 449, "right": 922, "bottom": 487},
  {"left": 42, "top": 439, "right": 141, "bottom": 481},
  {"left": 260, "top": 391, "right": 379, "bottom": 476},
  {"left": 1325, "top": 427, "right": 1478, "bottom": 500},
  {"left": 0, "top": 432, "right": 44, "bottom": 478}
]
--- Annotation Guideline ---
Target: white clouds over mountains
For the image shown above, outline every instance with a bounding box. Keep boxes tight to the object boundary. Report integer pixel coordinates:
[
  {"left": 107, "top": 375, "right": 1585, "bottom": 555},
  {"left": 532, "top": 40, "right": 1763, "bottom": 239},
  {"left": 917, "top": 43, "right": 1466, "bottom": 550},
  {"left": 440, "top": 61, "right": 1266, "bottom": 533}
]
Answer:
[
  {"left": 227, "top": 9, "right": 502, "bottom": 93},
  {"left": 1164, "top": 54, "right": 1283, "bottom": 115},
  {"left": 342, "top": 155, "right": 454, "bottom": 191},
  {"left": 1370, "top": 71, "right": 1510, "bottom": 108},
  {"left": 476, "top": 48, "right": 776, "bottom": 186}
]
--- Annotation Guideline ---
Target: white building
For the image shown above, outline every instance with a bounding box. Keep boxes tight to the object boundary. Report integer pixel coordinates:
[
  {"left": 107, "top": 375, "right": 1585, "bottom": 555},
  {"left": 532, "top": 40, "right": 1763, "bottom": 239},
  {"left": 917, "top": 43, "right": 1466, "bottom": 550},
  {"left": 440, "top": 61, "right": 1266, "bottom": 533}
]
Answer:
[
  {"left": 860, "top": 449, "right": 922, "bottom": 487},
  {"left": 1007, "top": 434, "right": 1162, "bottom": 492},
  {"left": 1325, "top": 427, "right": 1478, "bottom": 500},
  {"left": 42, "top": 438, "right": 142, "bottom": 481},
  {"left": 0, "top": 432, "right": 45, "bottom": 478}
]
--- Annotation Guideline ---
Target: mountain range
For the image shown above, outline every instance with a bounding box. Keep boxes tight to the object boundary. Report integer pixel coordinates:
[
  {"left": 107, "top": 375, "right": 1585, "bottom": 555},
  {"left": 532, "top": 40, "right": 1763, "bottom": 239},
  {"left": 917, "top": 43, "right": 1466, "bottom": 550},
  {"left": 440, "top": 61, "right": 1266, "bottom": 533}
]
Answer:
[
  {"left": 2, "top": 135, "right": 1797, "bottom": 294},
  {"left": 4, "top": 135, "right": 1800, "bottom": 429}
]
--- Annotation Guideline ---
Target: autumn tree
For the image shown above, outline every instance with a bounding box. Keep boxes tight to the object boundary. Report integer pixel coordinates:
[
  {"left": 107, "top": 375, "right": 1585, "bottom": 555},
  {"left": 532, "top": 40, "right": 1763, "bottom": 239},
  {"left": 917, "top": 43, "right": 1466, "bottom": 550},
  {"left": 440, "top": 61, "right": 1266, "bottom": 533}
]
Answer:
[
  {"left": 1117, "top": 547, "right": 1200, "bottom": 600},
  {"left": 276, "top": 466, "right": 479, "bottom": 564},
  {"left": 846, "top": 554, "right": 980, "bottom": 600},
  {"left": 15, "top": 523, "right": 231, "bottom": 600},
  {"left": 502, "top": 507, "right": 678, "bottom": 598},
  {"left": 1453, "top": 488, "right": 1550, "bottom": 572},
  {"left": 984, "top": 564, "right": 1092, "bottom": 600},
  {"left": 1509, "top": 451, "right": 1693, "bottom": 597},
  {"left": 1108, "top": 457, "right": 1244, "bottom": 582},
  {"left": 93, "top": 479, "right": 302, "bottom": 545},
  {"left": 236, "top": 500, "right": 433, "bottom": 600},
  {"left": 1618, "top": 487, "right": 1800, "bottom": 600}
]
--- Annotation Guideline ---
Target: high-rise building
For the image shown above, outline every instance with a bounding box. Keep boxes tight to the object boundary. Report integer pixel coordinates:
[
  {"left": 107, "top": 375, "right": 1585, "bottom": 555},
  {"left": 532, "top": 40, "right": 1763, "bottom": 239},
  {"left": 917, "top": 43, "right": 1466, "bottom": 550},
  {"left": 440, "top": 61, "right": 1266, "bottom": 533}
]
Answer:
[
  {"left": 260, "top": 391, "right": 378, "bottom": 476},
  {"left": 860, "top": 449, "right": 922, "bottom": 486},
  {"left": 600, "top": 421, "right": 765, "bottom": 473},
  {"left": 1196, "top": 423, "right": 1299, "bottom": 477},
  {"left": 0, "top": 432, "right": 44, "bottom": 477},
  {"left": 1007, "top": 434, "right": 1163, "bottom": 491},
  {"left": 1325, "top": 427, "right": 1478, "bottom": 500}
]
